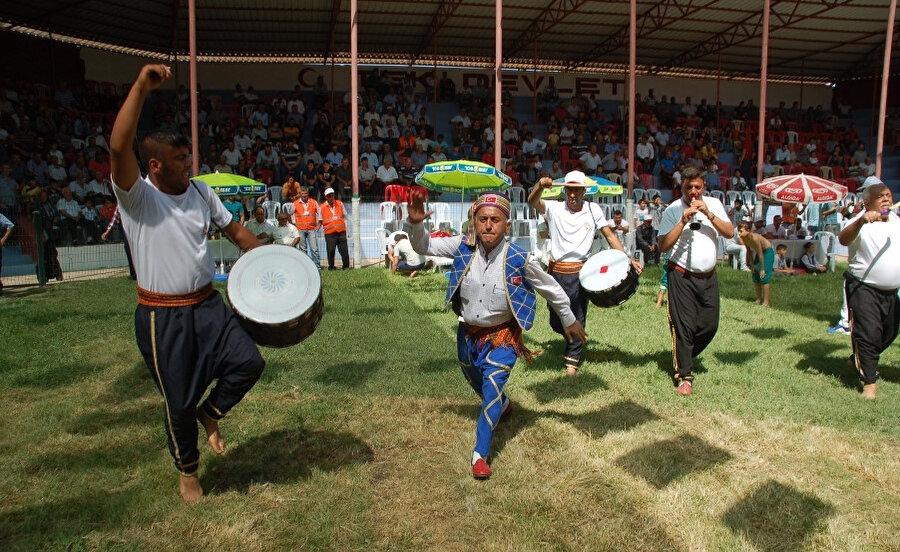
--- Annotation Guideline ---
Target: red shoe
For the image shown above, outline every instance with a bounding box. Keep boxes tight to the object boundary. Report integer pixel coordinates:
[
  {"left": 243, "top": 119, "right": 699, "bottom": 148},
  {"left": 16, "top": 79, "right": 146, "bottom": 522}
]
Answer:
[
  {"left": 472, "top": 458, "right": 492, "bottom": 480},
  {"left": 677, "top": 381, "right": 693, "bottom": 396}
]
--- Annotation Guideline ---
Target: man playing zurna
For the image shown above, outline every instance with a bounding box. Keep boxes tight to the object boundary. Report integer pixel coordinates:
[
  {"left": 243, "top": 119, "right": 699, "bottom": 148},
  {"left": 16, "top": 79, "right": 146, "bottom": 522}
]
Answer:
[{"left": 406, "top": 190, "right": 586, "bottom": 480}]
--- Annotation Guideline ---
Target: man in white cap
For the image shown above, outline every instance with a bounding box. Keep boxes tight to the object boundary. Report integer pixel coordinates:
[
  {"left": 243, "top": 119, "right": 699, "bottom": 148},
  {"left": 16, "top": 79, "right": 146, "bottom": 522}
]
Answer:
[
  {"left": 838, "top": 178, "right": 900, "bottom": 399},
  {"left": 320, "top": 187, "right": 350, "bottom": 269},
  {"left": 528, "top": 170, "right": 642, "bottom": 376}
]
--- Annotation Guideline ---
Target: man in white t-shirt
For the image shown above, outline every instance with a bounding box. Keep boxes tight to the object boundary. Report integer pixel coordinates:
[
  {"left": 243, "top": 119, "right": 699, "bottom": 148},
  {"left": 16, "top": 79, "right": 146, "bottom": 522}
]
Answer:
[
  {"left": 528, "top": 170, "right": 642, "bottom": 376},
  {"left": 838, "top": 182, "right": 900, "bottom": 399},
  {"left": 272, "top": 212, "right": 301, "bottom": 246},
  {"left": 244, "top": 206, "right": 275, "bottom": 245},
  {"left": 110, "top": 64, "right": 265, "bottom": 503},
  {"left": 658, "top": 166, "right": 734, "bottom": 395},
  {"left": 388, "top": 233, "right": 427, "bottom": 277}
]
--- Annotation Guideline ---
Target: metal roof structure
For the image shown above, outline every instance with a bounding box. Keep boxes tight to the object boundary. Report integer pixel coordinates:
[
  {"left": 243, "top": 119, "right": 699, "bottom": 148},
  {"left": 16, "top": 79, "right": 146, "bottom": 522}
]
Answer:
[{"left": 0, "top": 1, "right": 897, "bottom": 84}]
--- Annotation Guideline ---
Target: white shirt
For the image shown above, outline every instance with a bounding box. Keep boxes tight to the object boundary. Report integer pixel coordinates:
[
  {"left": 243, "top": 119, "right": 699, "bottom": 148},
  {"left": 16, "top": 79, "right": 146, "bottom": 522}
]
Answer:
[
  {"left": 847, "top": 211, "right": 900, "bottom": 290},
  {"left": 376, "top": 165, "right": 398, "bottom": 182},
  {"left": 636, "top": 142, "right": 655, "bottom": 160},
  {"left": 272, "top": 222, "right": 301, "bottom": 245},
  {"left": 245, "top": 218, "right": 275, "bottom": 243},
  {"left": 658, "top": 196, "right": 730, "bottom": 273},
  {"left": 393, "top": 238, "right": 427, "bottom": 266},
  {"left": 543, "top": 200, "right": 608, "bottom": 262},
  {"left": 113, "top": 175, "right": 231, "bottom": 294}
]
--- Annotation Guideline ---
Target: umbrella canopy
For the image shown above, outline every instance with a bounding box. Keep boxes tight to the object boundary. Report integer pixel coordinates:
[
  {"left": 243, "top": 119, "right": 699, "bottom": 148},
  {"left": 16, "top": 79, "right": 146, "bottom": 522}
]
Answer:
[
  {"left": 541, "top": 176, "right": 623, "bottom": 200},
  {"left": 756, "top": 174, "right": 848, "bottom": 204},
  {"left": 192, "top": 172, "right": 267, "bottom": 197},
  {"left": 414, "top": 160, "right": 512, "bottom": 196}
]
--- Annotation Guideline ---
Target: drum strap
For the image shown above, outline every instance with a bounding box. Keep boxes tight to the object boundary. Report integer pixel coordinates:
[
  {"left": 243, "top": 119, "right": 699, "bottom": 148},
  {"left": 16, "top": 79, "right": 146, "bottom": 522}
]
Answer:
[
  {"left": 548, "top": 259, "right": 585, "bottom": 274},
  {"left": 138, "top": 283, "right": 214, "bottom": 307}
]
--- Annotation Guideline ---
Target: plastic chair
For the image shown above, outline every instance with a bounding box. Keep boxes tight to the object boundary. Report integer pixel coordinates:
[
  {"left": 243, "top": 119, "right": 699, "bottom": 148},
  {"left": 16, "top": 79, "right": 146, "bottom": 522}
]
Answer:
[
  {"left": 375, "top": 227, "right": 389, "bottom": 266},
  {"left": 632, "top": 188, "right": 647, "bottom": 203},
  {"left": 257, "top": 169, "right": 274, "bottom": 185},
  {"left": 281, "top": 202, "right": 295, "bottom": 217},
  {"left": 741, "top": 191, "right": 756, "bottom": 208},
  {"left": 398, "top": 202, "right": 409, "bottom": 221},
  {"left": 709, "top": 190, "right": 726, "bottom": 203},
  {"left": 380, "top": 201, "right": 398, "bottom": 228},
  {"left": 606, "top": 173, "right": 622, "bottom": 185},
  {"left": 726, "top": 190, "right": 741, "bottom": 205},
  {"left": 639, "top": 174, "right": 655, "bottom": 189},
  {"left": 261, "top": 200, "right": 280, "bottom": 223},
  {"left": 509, "top": 186, "right": 526, "bottom": 203},
  {"left": 818, "top": 166, "right": 833, "bottom": 179},
  {"left": 384, "top": 184, "right": 407, "bottom": 203},
  {"left": 771, "top": 165, "right": 785, "bottom": 176}
]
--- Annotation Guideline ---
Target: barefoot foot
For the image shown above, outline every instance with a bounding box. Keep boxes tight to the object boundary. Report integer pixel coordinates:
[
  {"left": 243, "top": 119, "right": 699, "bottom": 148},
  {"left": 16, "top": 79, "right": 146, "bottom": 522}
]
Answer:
[
  {"left": 197, "top": 408, "right": 225, "bottom": 454},
  {"left": 180, "top": 474, "right": 203, "bottom": 502}
]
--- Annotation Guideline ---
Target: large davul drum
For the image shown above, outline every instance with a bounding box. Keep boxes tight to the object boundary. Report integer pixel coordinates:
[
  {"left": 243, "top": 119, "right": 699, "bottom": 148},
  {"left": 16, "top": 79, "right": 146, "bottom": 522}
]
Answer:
[
  {"left": 227, "top": 245, "right": 323, "bottom": 347},
  {"left": 578, "top": 249, "right": 639, "bottom": 308}
]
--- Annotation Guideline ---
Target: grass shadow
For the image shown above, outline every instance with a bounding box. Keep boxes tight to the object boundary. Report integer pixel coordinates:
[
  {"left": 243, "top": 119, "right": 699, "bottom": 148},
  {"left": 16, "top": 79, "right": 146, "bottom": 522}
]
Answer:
[
  {"left": 65, "top": 401, "right": 158, "bottom": 436},
  {"left": 102, "top": 361, "right": 156, "bottom": 402},
  {"left": 0, "top": 487, "right": 141, "bottom": 550},
  {"left": 554, "top": 400, "right": 660, "bottom": 440},
  {"left": 718, "top": 269, "right": 842, "bottom": 325},
  {"left": 713, "top": 350, "right": 759, "bottom": 366},
  {"left": 722, "top": 479, "right": 834, "bottom": 552},
  {"left": 203, "top": 428, "right": 374, "bottom": 493},
  {"left": 528, "top": 372, "right": 608, "bottom": 404},
  {"left": 791, "top": 338, "right": 859, "bottom": 389},
  {"left": 314, "top": 360, "right": 381, "bottom": 387},
  {"left": 351, "top": 306, "right": 394, "bottom": 315},
  {"left": 0, "top": 362, "right": 105, "bottom": 390},
  {"left": 615, "top": 433, "right": 732, "bottom": 488},
  {"left": 743, "top": 327, "right": 789, "bottom": 340}
]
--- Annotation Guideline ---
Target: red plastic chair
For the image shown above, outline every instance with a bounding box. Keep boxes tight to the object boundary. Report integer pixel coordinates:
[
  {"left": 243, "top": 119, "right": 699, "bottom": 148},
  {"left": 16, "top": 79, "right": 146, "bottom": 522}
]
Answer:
[
  {"left": 633, "top": 161, "right": 643, "bottom": 175},
  {"left": 831, "top": 166, "right": 846, "bottom": 180},
  {"left": 639, "top": 174, "right": 655, "bottom": 189},
  {"left": 384, "top": 184, "right": 407, "bottom": 203},
  {"left": 257, "top": 169, "right": 274, "bottom": 185}
]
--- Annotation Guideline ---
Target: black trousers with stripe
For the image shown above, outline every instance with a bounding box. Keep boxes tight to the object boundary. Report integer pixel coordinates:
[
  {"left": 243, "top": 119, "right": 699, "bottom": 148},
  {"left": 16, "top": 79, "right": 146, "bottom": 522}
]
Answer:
[
  {"left": 845, "top": 274, "right": 900, "bottom": 384},
  {"left": 549, "top": 271, "right": 588, "bottom": 367},
  {"left": 135, "top": 291, "right": 265, "bottom": 475},
  {"left": 666, "top": 267, "right": 720, "bottom": 382}
]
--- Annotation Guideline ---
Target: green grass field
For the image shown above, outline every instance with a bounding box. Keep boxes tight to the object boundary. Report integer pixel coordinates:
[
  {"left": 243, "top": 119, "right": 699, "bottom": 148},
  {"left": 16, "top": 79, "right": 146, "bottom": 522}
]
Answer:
[{"left": 1, "top": 265, "right": 898, "bottom": 551}]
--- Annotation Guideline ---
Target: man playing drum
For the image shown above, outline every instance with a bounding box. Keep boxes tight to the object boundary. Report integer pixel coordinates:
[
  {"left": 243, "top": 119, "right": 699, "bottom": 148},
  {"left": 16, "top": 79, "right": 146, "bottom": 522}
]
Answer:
[
  {"left": 528, "top": 171, "right": 641, "bottom": 376},
  {"left": 406, "top": 191, "right": 585, "bottom": 480},
  {"left": 110, "top": 64, "right": 266, "bottom": 501},
  {"left": 658, "top": 166, "right": 733, "bottom": 395}
]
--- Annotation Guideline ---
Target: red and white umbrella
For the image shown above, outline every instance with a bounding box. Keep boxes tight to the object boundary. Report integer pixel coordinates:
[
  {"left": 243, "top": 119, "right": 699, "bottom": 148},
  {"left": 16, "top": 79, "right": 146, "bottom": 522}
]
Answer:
[{"left": 755, "top": 174, "right": 848, "bottom": 204}]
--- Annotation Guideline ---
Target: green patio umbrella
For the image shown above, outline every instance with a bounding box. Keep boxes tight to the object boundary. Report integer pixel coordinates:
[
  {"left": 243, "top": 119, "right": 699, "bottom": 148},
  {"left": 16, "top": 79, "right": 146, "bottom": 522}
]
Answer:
[
  {"left": 414, "top": 160, "right": 512, "bottom": 198},
  {"left": 191, "top": 172, "right": 267, "bottom": 197}
]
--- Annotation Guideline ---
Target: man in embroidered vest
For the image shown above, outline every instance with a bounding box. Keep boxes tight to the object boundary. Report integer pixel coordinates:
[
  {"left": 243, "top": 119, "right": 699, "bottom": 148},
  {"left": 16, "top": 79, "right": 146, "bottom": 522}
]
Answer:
[
  {"left": 110, "top": 65, "right": 265, "bottom": 501},
  {"left": 407, "top": 191, "right": 586, "bottom": 480},
  {"left": 528, "top": 171, "right": 642, "bottom": 377}
]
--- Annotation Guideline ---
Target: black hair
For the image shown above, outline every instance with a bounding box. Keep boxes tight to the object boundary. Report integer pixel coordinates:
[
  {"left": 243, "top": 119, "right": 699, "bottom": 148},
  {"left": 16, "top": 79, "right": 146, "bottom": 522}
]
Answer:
[{"left": 138, "top": 130, "right": 190, "bottom": 166}]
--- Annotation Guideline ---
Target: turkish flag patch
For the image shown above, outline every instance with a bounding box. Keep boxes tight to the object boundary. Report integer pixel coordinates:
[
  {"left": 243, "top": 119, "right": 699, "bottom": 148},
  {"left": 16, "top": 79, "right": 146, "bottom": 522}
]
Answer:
[
  {"left": 511, "top": 276, "right": 523, "bottom": 285},
  {"left": 599, "top": 265, "right": 609, "bottom": 274}
]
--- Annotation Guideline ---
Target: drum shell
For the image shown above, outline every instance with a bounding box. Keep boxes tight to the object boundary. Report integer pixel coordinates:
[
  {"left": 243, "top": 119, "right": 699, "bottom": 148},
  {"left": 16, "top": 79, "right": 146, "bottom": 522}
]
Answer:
[
  {"left": 232, "top": 289, "right": 324, "bottom": 348},
  {"left": 583, "top": 266, "right": 639, "bottom": 308}
]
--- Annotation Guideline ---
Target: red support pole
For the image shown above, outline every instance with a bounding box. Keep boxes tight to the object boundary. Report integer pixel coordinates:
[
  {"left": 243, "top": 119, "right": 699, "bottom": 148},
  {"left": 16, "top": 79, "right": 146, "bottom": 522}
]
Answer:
[
  {"left": 350, "top": 0, "right": 359, "bottom": 198},
  {"left": 626, "top": 0, "right": 636, "bottom": 196},
  {"left": 756, "top": 0, "right": 771, "bottom": 186},
  {"left": 188, "top": 0, "right": 199, "bottom": 176},
  {"left": 876, "top": 0, "right": 897, "bottom": 178},
  {"left": 494, "top": 0, "right": 502, "bottom": 170}
]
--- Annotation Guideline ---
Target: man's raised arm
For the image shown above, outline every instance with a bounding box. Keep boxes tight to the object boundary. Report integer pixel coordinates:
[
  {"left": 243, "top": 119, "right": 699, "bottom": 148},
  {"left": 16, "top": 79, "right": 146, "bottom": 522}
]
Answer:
[{"left": 109, "top": 64, "right": 171, "bottom": 192}]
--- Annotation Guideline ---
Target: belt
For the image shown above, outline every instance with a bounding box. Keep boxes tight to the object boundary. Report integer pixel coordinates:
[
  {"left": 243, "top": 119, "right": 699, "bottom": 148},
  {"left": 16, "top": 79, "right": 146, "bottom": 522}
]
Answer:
[
  {"left": 667, "top": 261, "right": 716, "bottom": 279},
  {"left": 548, "top": 258, "right": 585, "bottom": 274},
  {"left": 137, "top": 283, "right": 214, "bottom": 307}
]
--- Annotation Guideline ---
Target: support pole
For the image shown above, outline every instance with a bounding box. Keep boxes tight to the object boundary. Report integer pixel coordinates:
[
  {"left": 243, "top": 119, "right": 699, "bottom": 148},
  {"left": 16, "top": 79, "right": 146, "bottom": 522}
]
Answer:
[
  {"left": 188, "top": 0, "right": 199, "bottom": 176},
  {"left": 876, "top": 0, "right": 897, "bottom": 178},
  {"left": 756, "top": 0, "right": 771, "bottom": 187},
  {"left": 626, "top": 0, "right": 636, "bottom": 196},
  {"left": 350, "top": 0, "right": 361, "bottom": 268},
  {"left": 494, "top": 0, "right": 503, "bottom": 171}
]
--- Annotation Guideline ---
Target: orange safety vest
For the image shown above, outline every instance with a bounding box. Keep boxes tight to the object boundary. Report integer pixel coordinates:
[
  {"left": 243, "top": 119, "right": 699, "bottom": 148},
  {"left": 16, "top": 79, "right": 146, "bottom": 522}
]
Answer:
[
  {"left": 293, "top": 198, "right": 318, "bottom": 230},
  {"left": 320, "top": 200, "right": 347, "bottom": 234}
]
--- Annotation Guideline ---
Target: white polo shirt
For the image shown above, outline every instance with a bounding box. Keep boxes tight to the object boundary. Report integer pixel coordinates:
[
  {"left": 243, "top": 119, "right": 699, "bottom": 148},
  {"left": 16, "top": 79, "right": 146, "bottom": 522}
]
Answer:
[
  {"left": 113, "top": 175, "right": 231, "bottom": 294},
  {"left": 658, "top": 196, "right": 730, "bottom": 273},
  {"left": 543, "top": 200, "right": 608, "bottom": 262},
  {"left": 847, "top": 211, "right": 900, "bottom": 290}
]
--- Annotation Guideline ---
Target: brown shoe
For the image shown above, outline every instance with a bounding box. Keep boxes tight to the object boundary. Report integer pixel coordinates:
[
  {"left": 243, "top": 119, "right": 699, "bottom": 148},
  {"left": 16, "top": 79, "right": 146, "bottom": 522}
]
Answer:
[
  {"left": 862, "top": 383, "right": 877, "bottom": 400},
  {"left": 677, "top": 381, "right": 693, "bottom": 395},
  {"left": 565, "top": 364, "right": 578, "bottom": 377}
]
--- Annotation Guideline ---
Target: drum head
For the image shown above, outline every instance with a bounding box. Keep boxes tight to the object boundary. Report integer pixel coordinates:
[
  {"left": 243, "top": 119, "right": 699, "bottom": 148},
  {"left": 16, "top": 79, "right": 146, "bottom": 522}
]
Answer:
[
  {"left": 227, "top": 246, "right": 322, "bottom": 325},
  {"left": 579, "top": 249, "right": 630, "bottom": 292}
]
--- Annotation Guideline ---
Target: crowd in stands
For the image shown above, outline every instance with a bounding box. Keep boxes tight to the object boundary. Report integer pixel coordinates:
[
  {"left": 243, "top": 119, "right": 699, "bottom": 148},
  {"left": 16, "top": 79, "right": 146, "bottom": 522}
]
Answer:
[{"left": 0, "top": 69, "right": 895, "bottom": 256}]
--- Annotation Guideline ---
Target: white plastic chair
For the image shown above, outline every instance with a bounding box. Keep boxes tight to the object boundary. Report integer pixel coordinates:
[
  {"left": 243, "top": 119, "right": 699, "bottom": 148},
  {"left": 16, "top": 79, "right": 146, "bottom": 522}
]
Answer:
[
  {"left": 709, "top": 190, "right": 726, "bottom": 203},
  {"left": 508, "top": 186, "right": 527, "bottom": 203},
  {"left": 281, "top": 202, "right": 295, "bottom": 223},
  {"left": 380, "top": 201, "right": 398, "bottom": 232},
  {"left": 726, "top": 190, "right": 741, "bottom": 206},
  {"left": 741, "top": 191, "right": 757, "bottom": 209},
  {"left": 375, "top": 227, "right": 389, "bottom": 266},
  {"left": 645, "top": 188, "right": 662, "bottom": 201},
  {"left": 398, "top": 202, "right": 409, "bottom": 221},
  {"left": 607, "top": 173, "right": 622, "bottom": 185},
  {"left": 261, "top": 200, "right": 280, "bottom": 224},
  {"left": 632, "top": 188, "right": 648, "bottom": 203}
]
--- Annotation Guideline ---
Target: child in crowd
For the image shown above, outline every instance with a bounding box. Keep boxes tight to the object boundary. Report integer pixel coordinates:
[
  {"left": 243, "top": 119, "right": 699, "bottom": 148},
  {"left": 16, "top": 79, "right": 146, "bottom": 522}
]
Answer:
[
  {"left": 799, "top": 241, "right": 827, "bottom": 273},
  {"left": 656, "top": 252, "right": 670, "bottom": 308},
  {"left": 738, "top": 221, "right": 773, "bottom": 307},
  {"left": 772, "top": 244, "right": 796, "bottom": 276}
]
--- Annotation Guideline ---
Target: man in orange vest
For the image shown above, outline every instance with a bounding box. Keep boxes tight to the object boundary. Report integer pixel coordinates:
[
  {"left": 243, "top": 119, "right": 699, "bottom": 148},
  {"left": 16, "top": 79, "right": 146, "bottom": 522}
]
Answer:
[
  {"left": 320, "top": 187, "right": 350, "bottom": 270},
  {"left": 292, "top": 186, "right": 321, "bottom": 268}
]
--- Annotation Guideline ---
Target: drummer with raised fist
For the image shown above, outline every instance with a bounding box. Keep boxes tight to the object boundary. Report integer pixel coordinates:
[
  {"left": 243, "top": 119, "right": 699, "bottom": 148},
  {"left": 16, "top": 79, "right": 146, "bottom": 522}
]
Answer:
[
  {"left": 657, "top": 166, "right": 733, "bottom": 396},
  {"left": 528, "top": 170, "right": 641, "bottom": 377},
  {"left": 406, "top": 190, "right": 585, "bottom": 480},
  {"left": 110, "top": 64, "right": 265, "bottom": 502}
]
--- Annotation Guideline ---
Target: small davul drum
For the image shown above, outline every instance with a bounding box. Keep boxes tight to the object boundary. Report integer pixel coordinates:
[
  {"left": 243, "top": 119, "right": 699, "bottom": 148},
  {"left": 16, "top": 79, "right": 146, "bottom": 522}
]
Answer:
[
  {"left": 227, "top": 245, "right": 323, "bottom": 347},
  {"left": 579, "top": 249, "right": 639, "bottom": 308}
]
